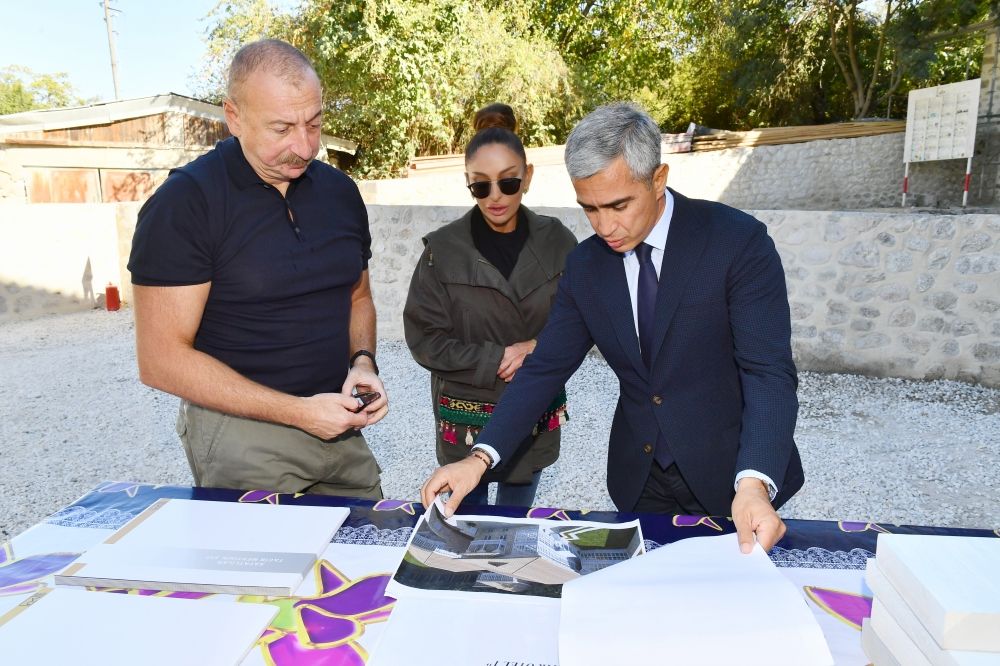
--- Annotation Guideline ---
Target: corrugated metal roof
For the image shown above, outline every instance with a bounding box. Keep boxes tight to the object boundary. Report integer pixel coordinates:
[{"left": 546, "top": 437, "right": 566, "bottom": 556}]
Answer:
[{"left": 0, "top": 93, "right": 357, "bottom": 154}]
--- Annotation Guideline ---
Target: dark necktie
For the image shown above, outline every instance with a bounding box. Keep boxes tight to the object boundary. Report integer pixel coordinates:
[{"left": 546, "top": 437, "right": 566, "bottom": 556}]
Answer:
[
  {"left": 635, "top": 242, "right": 673, "bottom": 469},
  {"left": 635, "top": 242, "right": 658, "bottom": 367}
]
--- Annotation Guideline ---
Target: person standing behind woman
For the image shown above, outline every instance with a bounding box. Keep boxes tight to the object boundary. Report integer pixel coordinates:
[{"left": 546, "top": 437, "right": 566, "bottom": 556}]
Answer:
[{"left": 404, "top": 104, "right": 577, "bottom": 507}]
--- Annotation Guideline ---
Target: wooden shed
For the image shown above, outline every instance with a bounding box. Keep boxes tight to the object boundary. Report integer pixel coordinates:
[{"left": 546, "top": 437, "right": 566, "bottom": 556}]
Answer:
[{"left": 0, "top": 93, "right": 357, "bottom": 203}]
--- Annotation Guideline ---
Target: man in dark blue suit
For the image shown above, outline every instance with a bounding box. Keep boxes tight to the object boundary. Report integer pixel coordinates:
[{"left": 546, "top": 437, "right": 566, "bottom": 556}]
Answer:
[{"left": 421, "top": 103, "right": 803, "bottom": 552}]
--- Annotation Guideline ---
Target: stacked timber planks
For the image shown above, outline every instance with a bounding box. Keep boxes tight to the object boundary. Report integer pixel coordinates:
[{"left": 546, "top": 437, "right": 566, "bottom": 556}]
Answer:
[
  {"left": 691, "top": 120, "right": 905, "bottom": 151},
  {"left": 406, "top": 121, "right": 907, "bottom": 174}
]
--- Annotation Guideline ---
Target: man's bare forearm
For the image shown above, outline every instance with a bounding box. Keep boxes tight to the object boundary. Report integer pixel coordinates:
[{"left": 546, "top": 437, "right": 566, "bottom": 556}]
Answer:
[
  {"left": 137, "top": 339, "right": 306, "bottom": 427},
  {"left": 348, "top": 271, "right": 378, "bottom": 373},
  {"left": 350, "top": 296, "right": 377, "bottom": 356},
  {"left": 133, "top": 283, "right": 307, "bottom": 428}
]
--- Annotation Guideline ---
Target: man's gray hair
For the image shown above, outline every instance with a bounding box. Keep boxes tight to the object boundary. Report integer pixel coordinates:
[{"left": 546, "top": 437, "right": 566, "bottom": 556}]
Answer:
[
  {"left": 564, "top": 102, "right": 662, "bottom": 184},
  {"left": 227, "top": 39, "right": 317, "bottom": 103}
]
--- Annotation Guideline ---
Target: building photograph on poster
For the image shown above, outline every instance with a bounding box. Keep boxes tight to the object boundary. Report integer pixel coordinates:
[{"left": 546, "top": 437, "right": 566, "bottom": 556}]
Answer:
[{"left": 390, "top": 501, "right": 644, "bottom": 599}]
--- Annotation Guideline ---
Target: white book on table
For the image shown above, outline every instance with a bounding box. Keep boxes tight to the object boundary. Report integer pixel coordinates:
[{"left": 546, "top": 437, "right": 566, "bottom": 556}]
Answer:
[
  {"left": 0, "top": 587, "right": 277, "bottom": 665},
  {"left": 55, "top": 498, "right": 348, "bottom": 595},
  {"left": 869, "top": 598, "right": 936, "bottom": 666},
  {"left": 863, "top": 618, "right": 907, "bottom": 666},
  {"left": 866, "top": 559, "right": 1000, "bottom": 666},
  {"left": 875, "top": 534, "right": 1000, "bottom": 652}
]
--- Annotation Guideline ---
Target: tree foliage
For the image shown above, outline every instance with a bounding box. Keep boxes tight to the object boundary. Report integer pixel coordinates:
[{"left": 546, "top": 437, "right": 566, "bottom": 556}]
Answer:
[
  {"left": 498, "top": 1, "right": 676, "bottom": 107},
  {"left": 654, "top": 0, "right": 993, "bottom": 128},
  {"left": 0, "top": 66, "right": 82, "bottom": 115},
  {"left": 292, "top": 0, "right": 573, "bottom": 177},
  {"left": 196, "top": 0, "right": 292, "bottom": 104},
  {"left": 199, "top": 0, "right": 996, "bottom": 175},
  {"left": 815, "top": 0, "right": 994, "bottom": 119}
]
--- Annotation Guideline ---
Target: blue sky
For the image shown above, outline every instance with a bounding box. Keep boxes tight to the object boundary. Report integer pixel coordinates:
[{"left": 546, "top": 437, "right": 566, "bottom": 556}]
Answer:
[{"left": 0, "top": 0, "right": 294, "bottom": 103}]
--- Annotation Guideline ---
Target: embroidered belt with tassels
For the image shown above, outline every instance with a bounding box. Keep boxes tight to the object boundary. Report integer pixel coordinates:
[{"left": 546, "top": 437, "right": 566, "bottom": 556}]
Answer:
[{"left": 437, "top": 389, "right": 569, "bottom": 446}]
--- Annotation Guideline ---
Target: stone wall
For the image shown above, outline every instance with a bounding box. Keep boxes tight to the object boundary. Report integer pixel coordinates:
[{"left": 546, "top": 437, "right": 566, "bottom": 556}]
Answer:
[
  {"left": 712, "top": 134, "right": 977, "bottom": 210},
  {"left": 5, "top": 202, "right": 997, "bottom": 386},
  {"left": 765, "top": 210, "right": 1000, "bottom": 386},
  {"left": 360, "top": 132, "right": 981, "bottom": 210},
  {"left": 368, "top": 205, "right": 1000, "bottom": 386},
  {"left": 367, "top": 205, "right": 594, "bottom": 336}
]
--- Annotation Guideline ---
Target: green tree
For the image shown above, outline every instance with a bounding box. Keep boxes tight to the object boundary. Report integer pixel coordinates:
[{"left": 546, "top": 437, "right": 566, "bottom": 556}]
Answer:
[
  {"left": 486, "top": 0, "right": 679, "bottom": 135},
  {"left": 202, "top": 0, "right": 572, "bottom": 177},
  {"left": 300, "top": 0, "right": 573, "bottom": 177},
  {"left": 651, "top": 1, "right": 844, "bottom": 130},
  {"left": 654, "top": 0, "right": 991, "bottom": 129},
  {"left": 199, "top": 0, "right": 995, "bottom": 170},
  {"left": 0, "top": 66, "right": 81, "bottom": 115},
  {"left": 195, "top": 0, "right": 293, "bottom": 103},
  {"left": 816, "top": 0, "right": 994, "bottom": 119}
]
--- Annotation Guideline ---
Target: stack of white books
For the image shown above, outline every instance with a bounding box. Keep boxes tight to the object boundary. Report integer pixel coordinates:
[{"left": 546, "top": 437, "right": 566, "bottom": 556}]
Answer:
[
  {"left": 862, "top": 534, "right": 1000, "bottom": 666},
  {"left": 55, "top": 498, "right": 349, "bottom": 596}
]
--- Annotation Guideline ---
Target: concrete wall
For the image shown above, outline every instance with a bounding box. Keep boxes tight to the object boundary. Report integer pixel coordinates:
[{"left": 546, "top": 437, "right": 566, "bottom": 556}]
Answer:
[
  {"left": 0, "top": 203, "right": 134, "bottom": 321},
  {"left": 360, "top": 132, "right": 980, "bottom": 210},
  {"left": 368, "top": 205, "right": 1000, "bottom": 386}
]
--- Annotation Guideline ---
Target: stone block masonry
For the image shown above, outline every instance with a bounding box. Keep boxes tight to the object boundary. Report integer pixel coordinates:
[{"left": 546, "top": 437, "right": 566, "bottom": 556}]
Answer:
[
  {"left": 756, "top": 210, "right": 1000, "bottom": 386},
  {"left": 362, "top": 132, "right": 984, "bottom": 210},
  {"left": 368, "top": 205, "right": 1000, "bottom": 387},
  {"left": 5, "top": 202, "right": 997, "bottom": 386}
]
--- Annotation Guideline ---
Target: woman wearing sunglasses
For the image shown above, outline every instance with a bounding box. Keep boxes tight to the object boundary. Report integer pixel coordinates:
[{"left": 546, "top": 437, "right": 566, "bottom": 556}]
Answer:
[{"left": 403, "top": 103, "right": 577, "bottom": 507}]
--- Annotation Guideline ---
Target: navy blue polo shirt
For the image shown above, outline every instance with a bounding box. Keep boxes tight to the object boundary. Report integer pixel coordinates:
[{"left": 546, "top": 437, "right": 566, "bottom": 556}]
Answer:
[{"left": 128, "top": 137, "right": 371, "bottom": 397}]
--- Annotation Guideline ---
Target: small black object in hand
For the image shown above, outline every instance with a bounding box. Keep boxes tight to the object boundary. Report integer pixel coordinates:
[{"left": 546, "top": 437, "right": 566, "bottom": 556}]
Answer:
[{"left": 353, "top": 390, "right": 381, "bottom": 412}]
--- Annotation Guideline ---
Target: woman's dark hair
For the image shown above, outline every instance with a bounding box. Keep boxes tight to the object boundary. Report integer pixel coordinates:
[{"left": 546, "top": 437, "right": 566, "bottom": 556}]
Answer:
[{"left": 465, "top": 103, "right": 527, "bottom": 163}]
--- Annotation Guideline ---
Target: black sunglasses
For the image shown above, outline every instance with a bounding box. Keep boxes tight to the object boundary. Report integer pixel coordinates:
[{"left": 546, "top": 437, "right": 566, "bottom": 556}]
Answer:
[{"left": 466, "top": 177, "right": 522, "bottom": 199}]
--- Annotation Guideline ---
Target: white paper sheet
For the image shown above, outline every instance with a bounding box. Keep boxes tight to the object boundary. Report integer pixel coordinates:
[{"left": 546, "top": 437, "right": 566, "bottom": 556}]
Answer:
[
  {"left": 0, "top": 587, "right": 277, "bottom": 665},
  {"left": 862, "top": 618, "right": 904, "bottom": 666},
  {"left": 368, "top": 596, "right": 561, "bottom": 666},
  {"left": 101, "top": 499, "right": 348, "bottom": 554},
  {"left": 870, "top": 598, "right": 935, "bottom": 666},
  {"left": 559, "top": 533, "right": 834, "bottom": 666}
]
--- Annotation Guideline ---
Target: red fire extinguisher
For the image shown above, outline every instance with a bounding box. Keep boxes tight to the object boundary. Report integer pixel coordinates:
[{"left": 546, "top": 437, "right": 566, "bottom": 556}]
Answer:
[{"left": 105, "top": 283, "right": 121, "bottom": 311}]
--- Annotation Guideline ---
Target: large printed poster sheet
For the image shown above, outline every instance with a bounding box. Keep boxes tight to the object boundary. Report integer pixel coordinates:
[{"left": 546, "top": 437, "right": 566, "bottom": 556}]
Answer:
[
  {"left": 372, "top": 498, "right": 643, "bottom": 666},
  {"left": 386, "top": 498, "right": 644, "bottom": 601},
  {"left": 904, "top": 78, "right": 981, "bottom": 163}
]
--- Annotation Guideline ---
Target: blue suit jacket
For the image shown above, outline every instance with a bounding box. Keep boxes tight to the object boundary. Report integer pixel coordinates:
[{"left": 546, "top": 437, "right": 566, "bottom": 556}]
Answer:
[{"left": 478, "top": 189, "right": 803, "bottom": 515}]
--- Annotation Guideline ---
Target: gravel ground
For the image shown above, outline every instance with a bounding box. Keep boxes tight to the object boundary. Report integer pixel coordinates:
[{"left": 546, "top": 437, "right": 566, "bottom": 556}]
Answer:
[{"left": 1, "top": 309, "right": 998, "bottom": 540}]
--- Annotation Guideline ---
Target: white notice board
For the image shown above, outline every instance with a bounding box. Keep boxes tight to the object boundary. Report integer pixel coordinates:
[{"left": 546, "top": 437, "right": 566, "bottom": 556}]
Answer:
[{"left": 904, "top": 79, "right": 980, "bottom": 163}]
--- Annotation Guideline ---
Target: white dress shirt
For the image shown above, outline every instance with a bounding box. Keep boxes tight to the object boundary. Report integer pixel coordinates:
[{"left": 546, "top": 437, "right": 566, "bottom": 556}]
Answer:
[{"left": 477, "top": 189, "right": 777, "bottom": 500}]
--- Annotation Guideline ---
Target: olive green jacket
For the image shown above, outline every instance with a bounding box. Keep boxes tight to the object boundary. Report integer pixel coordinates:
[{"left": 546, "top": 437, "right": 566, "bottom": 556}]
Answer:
[{"left": 403, "top": 206, "right": 577, "bottom": 482}]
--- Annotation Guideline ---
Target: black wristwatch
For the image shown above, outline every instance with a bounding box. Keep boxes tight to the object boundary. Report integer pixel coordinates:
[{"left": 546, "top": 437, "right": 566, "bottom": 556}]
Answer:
[{"left": 350, "top": 349, "right": 379, "bottom": 375}]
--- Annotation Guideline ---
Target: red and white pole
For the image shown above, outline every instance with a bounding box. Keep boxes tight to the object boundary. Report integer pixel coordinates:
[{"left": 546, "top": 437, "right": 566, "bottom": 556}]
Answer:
[
  {"left": 963, "top": 156, "right": 973, "bottom": 207},
  {"left": 902, "top": 162, "right": 909, "bottom": 207}
]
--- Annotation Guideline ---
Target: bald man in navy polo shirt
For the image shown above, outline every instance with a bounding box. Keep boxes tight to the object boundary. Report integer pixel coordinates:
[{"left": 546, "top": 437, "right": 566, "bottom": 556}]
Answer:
[{"left": 128, "top": 39, "right": 386, "bottom": 498}]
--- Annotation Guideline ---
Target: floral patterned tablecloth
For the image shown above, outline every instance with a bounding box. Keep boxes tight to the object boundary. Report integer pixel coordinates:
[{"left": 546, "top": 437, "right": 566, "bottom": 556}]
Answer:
[{"left": 2, "top": 482, "right": 996, "bottom": 665}]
